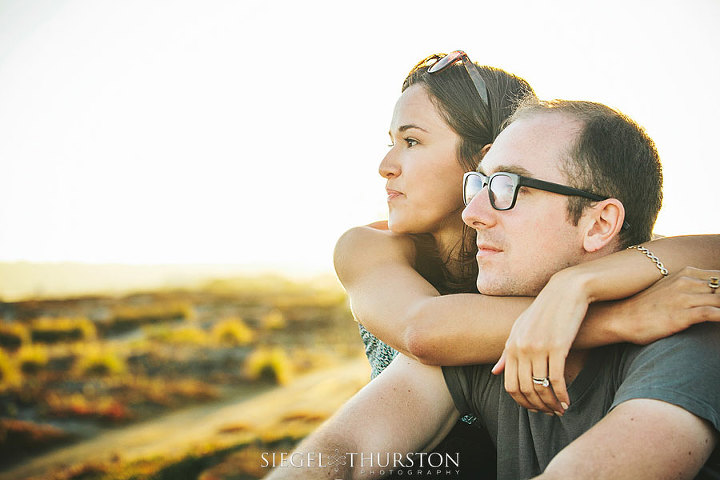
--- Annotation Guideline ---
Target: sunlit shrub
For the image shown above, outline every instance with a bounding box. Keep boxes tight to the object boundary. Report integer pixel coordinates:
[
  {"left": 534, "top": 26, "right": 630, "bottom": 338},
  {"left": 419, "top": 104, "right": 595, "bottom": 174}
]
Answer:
[
  {"left": 17, "top": 344, "right": 49, "bottom": 375},
  {"left": 261, "top": 309, "right": 287, "bottom": 330},
  {"left": 145, "top": 324, "right": 208, "bottom": 345},
  {"left": 211, "top": 317, "right": 254, "bottom": 345},
  {"left": 74, "top": 347, "right": 126, "bottom": 377},
  {"left": 243, "top": 346, "right": 293, "bottom": 385},
  {"left": 0, "top": 350, "right": 21, "bottom": 390},
  {"left": 0, "top": 323, "right": 29, "bottom": 351},
  {"left": 30, "top": 316, "right": 96, "bottom": 344}
]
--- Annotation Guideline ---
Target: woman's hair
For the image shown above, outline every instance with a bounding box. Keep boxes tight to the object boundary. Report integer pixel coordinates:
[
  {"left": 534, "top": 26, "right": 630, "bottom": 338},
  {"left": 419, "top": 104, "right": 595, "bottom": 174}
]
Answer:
[{"left": 401, "top": 54, "right": 537, "bottom": 293}]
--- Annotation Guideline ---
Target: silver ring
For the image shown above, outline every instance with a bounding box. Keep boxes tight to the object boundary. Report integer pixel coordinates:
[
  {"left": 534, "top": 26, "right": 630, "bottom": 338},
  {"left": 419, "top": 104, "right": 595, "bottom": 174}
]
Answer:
[
  {"left": 709, "top": 277, "right": 719, "bottom": 293},
  {"left": 532, "top": 376, "right": 550, "bottom": 387}
]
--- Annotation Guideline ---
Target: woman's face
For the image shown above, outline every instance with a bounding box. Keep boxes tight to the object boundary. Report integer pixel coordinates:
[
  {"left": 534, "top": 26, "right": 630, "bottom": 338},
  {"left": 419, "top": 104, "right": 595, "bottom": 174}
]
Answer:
[{"left": 379, "top": 84, "right": 467, "bottom": 236}]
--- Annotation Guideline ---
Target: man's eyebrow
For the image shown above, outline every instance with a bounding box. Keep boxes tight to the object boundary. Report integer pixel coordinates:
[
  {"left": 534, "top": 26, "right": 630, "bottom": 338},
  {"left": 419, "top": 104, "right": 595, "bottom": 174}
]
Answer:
[{"left": 479, "top": 164, "right": 535, "bottom": 177}]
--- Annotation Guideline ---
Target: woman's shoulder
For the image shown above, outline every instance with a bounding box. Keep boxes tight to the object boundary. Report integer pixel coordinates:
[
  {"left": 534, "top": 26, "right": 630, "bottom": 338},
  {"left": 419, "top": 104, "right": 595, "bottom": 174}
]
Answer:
[
  {"left": 333, "top": 222, "right": 417, "bottom": 283},
  {"left": 335, "top": 222, "right": 414, "bottom": 252}
]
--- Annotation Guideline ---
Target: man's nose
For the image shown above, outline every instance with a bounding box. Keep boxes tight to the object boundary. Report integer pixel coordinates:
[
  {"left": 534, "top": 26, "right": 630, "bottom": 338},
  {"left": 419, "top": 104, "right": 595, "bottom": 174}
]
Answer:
[
  {"left": 462, "top": 186, "right": 496, "bottom": 229},
  {"left": 378, "top": 149, "right": 400, "bottom": 179}
]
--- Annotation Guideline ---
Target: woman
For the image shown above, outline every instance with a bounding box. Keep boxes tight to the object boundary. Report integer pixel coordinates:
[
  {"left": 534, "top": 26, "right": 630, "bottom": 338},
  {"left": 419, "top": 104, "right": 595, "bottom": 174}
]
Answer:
[{"left": 334, "top": 51, "right": 720, "bottom": 474}]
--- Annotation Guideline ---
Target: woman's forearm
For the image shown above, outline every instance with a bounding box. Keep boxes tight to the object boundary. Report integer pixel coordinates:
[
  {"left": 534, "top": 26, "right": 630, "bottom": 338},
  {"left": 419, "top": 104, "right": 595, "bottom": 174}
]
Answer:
[
  {"left": 401, "top": 294, "right": 531, "bottom": 365},
  {"left": 569, "top": 235, "right": 720, "bottom": 304},
  {"left": 342, "top": 228, "right": 720, "bottom": 366}
]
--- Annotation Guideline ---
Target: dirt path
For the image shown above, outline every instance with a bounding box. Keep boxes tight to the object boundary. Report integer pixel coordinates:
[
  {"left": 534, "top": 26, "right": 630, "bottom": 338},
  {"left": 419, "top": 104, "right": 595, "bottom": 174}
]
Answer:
[{"left": 2, "top": 358, "right": 370, "bottom": 480}]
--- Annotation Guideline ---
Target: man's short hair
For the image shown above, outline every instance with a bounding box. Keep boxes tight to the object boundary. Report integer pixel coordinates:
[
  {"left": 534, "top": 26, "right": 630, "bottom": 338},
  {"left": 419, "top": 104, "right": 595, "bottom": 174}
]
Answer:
[{"left": 510, "top": 99, "right": 663, "bottom": 247}]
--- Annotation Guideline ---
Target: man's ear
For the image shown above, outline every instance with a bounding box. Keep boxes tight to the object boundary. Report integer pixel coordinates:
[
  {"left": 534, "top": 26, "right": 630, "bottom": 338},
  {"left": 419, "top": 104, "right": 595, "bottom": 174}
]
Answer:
[{"left": 581, "top": 199, "right": 625, "bottom": 253}]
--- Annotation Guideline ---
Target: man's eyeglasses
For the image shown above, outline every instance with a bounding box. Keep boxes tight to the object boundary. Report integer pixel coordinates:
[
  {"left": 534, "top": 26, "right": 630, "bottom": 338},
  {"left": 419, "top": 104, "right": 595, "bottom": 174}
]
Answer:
[
  {"left": 462, "top": 171, "right": 631, "bottom": 230},
  {"left": 427, "top": 50, "right": 490, "bottom": 108}
]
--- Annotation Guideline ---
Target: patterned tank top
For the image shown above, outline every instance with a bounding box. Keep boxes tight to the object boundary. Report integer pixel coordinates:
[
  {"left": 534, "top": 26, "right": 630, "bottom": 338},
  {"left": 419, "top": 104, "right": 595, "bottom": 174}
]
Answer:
[{"left": 358, "top": 322, "right": 476, "bottom": 424}]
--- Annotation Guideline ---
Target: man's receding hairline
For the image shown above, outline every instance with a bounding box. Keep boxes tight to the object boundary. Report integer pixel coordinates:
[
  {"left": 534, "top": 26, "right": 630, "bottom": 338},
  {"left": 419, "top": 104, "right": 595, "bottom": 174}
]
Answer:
[{"left": 510, "top": 106, "right": 586, "bottom": 130}]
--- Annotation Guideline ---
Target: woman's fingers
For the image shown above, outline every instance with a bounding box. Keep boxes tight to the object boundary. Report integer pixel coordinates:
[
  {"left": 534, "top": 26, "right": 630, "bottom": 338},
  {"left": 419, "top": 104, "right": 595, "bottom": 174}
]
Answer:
[
  {"left": 518, "top": 357, "right": 550, "bottom": 413},
  {"left": 503, "top": 353, "right": 534, "bottom": 411},
  {"left": 531, "top": 355, "right": 564, "bottom": 414},
  {"left": 629, "top": 268, "right": 720, "bottom": 343},
  {"left": 548, "top": 351, "right": 570, "bottom": 411},
  {"left": 492, "top": 351, "right": 506, "bottom": 375}
]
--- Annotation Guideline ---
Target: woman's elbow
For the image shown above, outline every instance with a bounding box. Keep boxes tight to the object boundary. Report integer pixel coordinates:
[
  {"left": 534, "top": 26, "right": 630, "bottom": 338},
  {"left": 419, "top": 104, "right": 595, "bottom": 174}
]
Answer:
[{"left": 404, "top": 323, "right": 442, "bottom": 366}]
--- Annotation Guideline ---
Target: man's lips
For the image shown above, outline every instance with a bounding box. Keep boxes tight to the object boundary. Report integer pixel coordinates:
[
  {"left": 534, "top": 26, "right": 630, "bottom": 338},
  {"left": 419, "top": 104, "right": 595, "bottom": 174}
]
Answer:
[{"left": 476, "top": 243, "right": 502, "bottom": 258}]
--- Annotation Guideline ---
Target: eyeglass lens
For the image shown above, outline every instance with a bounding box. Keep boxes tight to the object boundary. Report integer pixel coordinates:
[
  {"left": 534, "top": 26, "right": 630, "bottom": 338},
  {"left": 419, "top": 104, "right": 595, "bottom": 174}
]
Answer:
[{"left": 464, "top": 173, "right": 516, "bottom": 210}]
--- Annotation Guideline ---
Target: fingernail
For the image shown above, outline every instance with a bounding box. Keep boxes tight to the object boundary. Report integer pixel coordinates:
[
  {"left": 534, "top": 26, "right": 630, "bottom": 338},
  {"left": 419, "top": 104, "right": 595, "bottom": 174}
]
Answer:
[
  {"left": 530, "top": 409, "right": 539, "bottom": 413},
  {"left": 554, "top": 411, "right": 563, "bottom": 417},
  {"left": 544, "top": 412, "right": 553, "bottom": 417},
  {"left": 561, "top": 402, "right": 569, "bottom": 410}
]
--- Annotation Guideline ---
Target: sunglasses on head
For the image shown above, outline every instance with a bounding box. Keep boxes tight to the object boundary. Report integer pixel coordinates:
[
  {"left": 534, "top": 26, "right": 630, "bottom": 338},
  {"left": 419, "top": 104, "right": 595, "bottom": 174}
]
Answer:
[
  {"left": 427, "top": 50, "right": 490, "bottom": 108},
  {"left": 462, "top": 171, "right": 631, "bottom": 230}
]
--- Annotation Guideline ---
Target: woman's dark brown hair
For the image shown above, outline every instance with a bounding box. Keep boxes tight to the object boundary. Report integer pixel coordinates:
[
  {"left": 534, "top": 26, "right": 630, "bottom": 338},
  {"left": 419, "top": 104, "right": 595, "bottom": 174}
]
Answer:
[{"left": 402, "top": 54, "right": 537, "bottom": 293}]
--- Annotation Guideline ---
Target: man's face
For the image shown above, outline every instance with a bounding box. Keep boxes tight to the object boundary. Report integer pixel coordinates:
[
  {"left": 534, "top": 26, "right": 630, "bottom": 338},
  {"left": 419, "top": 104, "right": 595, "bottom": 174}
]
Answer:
[{"left": 462, "top": 112, "right": 588, "bottom": 296}]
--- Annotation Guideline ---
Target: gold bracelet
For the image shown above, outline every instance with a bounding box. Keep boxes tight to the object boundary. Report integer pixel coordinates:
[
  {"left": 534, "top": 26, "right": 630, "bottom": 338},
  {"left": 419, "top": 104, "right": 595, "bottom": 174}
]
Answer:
[{"left": 627, "top": 245, "right": 669, "bottom": 277}]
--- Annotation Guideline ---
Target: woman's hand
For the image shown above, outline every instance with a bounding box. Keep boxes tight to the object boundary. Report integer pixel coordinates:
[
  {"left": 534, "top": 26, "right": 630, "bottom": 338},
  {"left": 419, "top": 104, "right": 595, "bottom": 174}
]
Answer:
[
  {"left": 608, "top": 266, "right": 720, "bottom": 344},
  {"left": 493, "top": 266, "right": 720, "bottom": 415},
  {"left": 491, "top": 269, "right": 589, "bottom": 415}
]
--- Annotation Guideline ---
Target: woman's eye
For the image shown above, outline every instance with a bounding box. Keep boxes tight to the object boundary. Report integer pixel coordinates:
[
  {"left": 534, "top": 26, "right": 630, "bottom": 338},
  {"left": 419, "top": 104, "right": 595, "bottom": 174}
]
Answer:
[{"left": 405, "top": 138, "right": 418, "bottom": 147}]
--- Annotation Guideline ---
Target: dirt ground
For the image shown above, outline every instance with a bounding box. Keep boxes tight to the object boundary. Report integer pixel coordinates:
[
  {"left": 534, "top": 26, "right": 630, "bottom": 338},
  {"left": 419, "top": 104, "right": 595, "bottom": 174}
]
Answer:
[{"left": 1, "top": 358, "right": 370, "bottom": 480}]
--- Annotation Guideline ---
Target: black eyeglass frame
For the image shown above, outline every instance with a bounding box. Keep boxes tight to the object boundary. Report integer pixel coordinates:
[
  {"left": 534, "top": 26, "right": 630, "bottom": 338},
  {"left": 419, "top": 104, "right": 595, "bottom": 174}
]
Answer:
[
  {"left": 463, "top": 171, "right": 631, "bottom": 230},
  {"left": 427, "top": 50, "right": 490, "bottom": 107}
]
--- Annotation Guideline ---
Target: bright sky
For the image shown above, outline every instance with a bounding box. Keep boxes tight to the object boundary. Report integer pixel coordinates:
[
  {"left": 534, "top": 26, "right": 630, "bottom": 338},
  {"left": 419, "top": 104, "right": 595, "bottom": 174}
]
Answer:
[{"left": 1, "top": 0, "right": 718, "bottom": 275}]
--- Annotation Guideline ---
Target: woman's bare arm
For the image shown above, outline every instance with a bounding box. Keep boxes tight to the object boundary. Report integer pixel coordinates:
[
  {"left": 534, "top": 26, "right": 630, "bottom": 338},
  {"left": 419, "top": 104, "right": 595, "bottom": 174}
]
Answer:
[
  {"left": 338, "top": 226, "right": 720, "bottom": 367},
  {"left": 334, "top": 225, "right": 531, "bottom": 365}
]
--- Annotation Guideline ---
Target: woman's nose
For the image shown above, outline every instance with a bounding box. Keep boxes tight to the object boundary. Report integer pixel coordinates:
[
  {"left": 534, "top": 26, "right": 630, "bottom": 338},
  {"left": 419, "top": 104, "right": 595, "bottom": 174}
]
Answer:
[{"left": 378, "top": 149, "right": 401, "bottom": 179}]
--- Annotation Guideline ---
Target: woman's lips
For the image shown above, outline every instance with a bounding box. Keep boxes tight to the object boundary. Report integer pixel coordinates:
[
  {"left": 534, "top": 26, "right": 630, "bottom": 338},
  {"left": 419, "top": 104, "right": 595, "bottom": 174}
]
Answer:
[{"left": 386, "top": 189, "right": 403, "bottom": 201}]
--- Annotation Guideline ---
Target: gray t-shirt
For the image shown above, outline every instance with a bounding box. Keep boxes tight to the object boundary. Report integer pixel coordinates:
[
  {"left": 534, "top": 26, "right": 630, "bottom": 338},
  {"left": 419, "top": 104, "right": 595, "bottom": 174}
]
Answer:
[{"left": 443, "top": 323, "right": 720, "bottom": 479}]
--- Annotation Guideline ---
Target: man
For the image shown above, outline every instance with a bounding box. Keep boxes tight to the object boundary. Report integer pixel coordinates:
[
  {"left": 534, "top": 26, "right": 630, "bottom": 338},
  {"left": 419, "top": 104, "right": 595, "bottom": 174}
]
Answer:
[{"left": 267, "top": 99, "right": 720, "bottom": 479}]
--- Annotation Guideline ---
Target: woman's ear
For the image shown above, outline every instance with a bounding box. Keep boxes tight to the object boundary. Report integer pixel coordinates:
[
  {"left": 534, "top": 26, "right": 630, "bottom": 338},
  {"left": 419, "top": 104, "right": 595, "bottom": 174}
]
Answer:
[
  {"left": 479, "top": 143, "right": 493, "bottom": 160},
  {"left": 581, "top": 199, "right": 625, "bottom": 253}
]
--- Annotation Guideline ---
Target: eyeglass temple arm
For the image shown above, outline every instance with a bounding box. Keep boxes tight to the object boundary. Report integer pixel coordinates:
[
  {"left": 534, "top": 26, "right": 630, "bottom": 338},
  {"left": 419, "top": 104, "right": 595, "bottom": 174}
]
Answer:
[{"left": 519, "top": 177, "right": 631, "bottom": 231}]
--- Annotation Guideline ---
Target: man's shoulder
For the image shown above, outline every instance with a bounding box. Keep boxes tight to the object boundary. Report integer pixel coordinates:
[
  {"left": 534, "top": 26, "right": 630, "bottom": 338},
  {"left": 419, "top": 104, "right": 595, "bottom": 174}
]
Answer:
[
  {"left": 611, "top": 322, "right": 720, "bottom": 384},
  {"left": 611, "top": 322, "right": 720, "bottom": 431},
  {"left": 623, "top": 322, "right": 720, "bottom": 362}
]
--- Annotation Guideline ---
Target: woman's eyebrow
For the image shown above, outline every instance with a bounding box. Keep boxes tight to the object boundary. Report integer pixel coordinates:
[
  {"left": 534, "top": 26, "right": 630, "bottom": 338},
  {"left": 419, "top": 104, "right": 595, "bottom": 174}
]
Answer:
[{"left": 397, "top": 124, "right": 429, "bottom": 133}]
